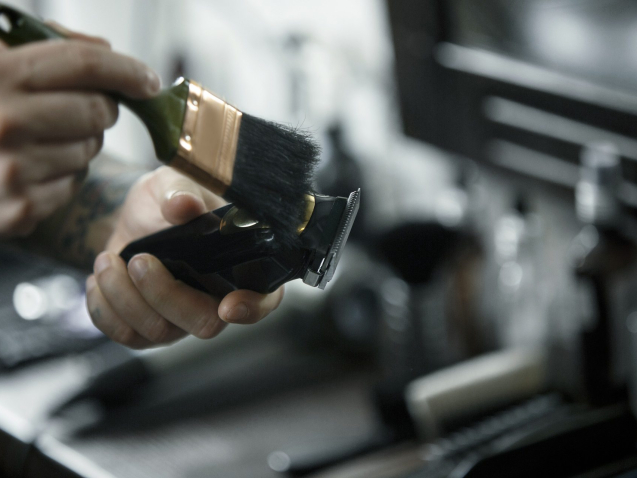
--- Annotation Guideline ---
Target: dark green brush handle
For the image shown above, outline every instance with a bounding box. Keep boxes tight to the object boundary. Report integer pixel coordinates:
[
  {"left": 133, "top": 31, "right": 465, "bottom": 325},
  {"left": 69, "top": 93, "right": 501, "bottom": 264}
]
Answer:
[{"left": 0, "top": 4, "right": 187, "bottom": 162}]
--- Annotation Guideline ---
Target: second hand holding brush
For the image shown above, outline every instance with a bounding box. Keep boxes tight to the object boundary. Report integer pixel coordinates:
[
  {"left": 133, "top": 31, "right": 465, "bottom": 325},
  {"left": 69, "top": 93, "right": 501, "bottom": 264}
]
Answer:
[{"left": 0, "top": 5, "right": 320, "bottom": 246}]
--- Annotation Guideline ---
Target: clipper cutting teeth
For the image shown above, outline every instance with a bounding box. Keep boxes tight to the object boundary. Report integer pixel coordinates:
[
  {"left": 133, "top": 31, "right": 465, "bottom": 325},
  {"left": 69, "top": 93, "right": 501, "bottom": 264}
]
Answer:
[{"left": 318, "top": 189, "right": 361, "bottom": 289}]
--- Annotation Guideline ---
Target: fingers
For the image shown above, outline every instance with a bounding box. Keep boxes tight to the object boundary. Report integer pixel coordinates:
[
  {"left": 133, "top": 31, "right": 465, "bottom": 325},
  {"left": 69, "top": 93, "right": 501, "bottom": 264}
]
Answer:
[
  {"left": 127, "top": 253, "right": 227, "bottom": 339},
  {"left": 0, "top": 20, "right": 159, "bottom": 238},
  {"left": 0, "top": 136, "right": 102, "bottom": 184},
  {"left": 218, "top": 287, "right": 285, "bottom": 325},
  {"left": 84, "top": 164, "right": 282, "bottom": 350},
  {"left": 0, "top": 174, "right": 77, "bottom": 236},
  {"left": 149, "top": 166, "right": 226, "bottom": 225},
  {"left": 86, "top": 275, "right": 154, "bottom": 350},
  {"left": 10, "top": 40, "right": 160, "bottom": 99},
  {"left": 24, "top": 173, "right": 78, "bottom": 216},
  {"left": 44, "top": 21, "right": 111, "bottom": 48},
  {"left": 89, "top": 251, "right": 227, "bottom": 347},
  {"left": 161, "top": 190, "right": 208, "bottom": 226},
  {"left": 0, "top": 197, "right": 32, "bottom": 237},
  {"left": 92, "top": 252, "right": 187, "bottom": 345},
  {"left": 0, "top": 93, "right": 118, "bottom": 143}
]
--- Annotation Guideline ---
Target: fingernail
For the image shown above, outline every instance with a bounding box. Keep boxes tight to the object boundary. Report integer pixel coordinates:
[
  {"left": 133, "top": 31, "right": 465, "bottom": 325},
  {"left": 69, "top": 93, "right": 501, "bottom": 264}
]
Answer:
[
  {"left": 225, "top": 303, "right": 249, "bottom": 323},
  {"left": 167, "top": 190, "right": 192, "bottom": 200},
  {"left": 94, "top": 252, "right": 111, "bottom": 275},
  {"left": 129, "top": 255, "right": 149, "bottom": 282},
  {"left": 166, "top": 190, "right": 205, "bottom": 210},
  {"left": 146, "top": 69, "right": 162, "bottom": 95}
]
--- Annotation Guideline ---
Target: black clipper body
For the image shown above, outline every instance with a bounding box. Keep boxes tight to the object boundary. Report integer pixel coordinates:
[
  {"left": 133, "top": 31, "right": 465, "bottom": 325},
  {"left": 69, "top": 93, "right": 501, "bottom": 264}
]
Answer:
[{"left": 120, "top": 190, "right": 360, "bottom": 295}]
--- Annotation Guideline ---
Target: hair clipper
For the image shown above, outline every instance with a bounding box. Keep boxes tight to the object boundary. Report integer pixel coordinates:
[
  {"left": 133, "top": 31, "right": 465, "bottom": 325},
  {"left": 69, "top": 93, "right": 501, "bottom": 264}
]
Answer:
[{"left": 120, "top": 190, "right": 360, "bottom": 295}]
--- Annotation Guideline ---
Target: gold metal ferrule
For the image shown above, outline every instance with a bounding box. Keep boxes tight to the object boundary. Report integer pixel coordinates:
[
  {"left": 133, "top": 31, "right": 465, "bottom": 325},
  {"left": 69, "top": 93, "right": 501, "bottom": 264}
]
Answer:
[{"left": 170, "top": 80, "right": 243, "bottom": 195}]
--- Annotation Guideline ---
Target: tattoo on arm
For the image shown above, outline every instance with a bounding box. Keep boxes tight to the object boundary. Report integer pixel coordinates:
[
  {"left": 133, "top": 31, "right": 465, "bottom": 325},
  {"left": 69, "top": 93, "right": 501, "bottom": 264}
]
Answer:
[
  {"left": 59, "top": 170, "right": 134, "bottom": 266},
  {"left": 24, "top": 155, "right": 147, "bottom": 270}
]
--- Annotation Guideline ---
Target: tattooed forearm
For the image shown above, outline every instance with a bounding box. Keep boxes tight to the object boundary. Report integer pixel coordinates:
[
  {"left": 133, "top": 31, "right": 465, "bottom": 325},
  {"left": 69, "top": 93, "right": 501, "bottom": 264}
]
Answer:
[
  {"left": 58, "top": 168, "right": 136, "bottom": 266},
  {"left": 21, "top": 155, "right": 148, "bottom": 270}
]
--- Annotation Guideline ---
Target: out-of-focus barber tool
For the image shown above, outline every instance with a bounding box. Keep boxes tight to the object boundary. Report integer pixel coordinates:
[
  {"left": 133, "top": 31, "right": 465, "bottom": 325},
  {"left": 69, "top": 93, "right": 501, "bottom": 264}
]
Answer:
[
  {"left": 120, "top": 191, "right": 360, "bottom": 294},
  {"left": 405, "top": 347, "right": 548, "bottom": 440},
  {"left": 412, "top": 404, "right": 637, "bottom": 478},
  {"left": 0, "top": 4, "right": 320, "bottom": 246}
]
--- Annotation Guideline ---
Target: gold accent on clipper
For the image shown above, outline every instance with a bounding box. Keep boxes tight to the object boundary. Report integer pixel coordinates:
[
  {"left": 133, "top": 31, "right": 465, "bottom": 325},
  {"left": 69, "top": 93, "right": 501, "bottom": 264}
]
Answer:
[
  {"left": 171, "top": 80, "right": 243, "bottom": 195},
  {"left": 220, "top": 207, "right": 262, "bottom": 235},
  {"left": 219, "top": 195, "right": 317, "bottom": 236},
  {"left": 297, "top": 194, "right": 315, "bottom": 234}
]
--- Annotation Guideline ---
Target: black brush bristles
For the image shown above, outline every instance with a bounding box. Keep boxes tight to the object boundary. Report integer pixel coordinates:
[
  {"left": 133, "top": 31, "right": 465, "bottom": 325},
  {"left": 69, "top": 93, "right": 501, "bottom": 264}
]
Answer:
[{"left": 227, "top": 113, "right": 320, "bottom": 248}]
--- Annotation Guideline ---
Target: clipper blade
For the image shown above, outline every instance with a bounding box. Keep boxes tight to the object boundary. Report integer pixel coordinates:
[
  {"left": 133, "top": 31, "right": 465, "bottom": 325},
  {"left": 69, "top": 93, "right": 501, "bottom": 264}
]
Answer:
[{"left": 303, "top": 189, "right": 360, "bottom": 289}]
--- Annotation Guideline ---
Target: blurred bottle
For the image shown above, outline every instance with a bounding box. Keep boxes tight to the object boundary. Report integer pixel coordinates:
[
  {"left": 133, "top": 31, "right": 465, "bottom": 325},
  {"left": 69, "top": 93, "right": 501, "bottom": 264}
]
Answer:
[
  {"left": 575, "top": 142, "right": 623, "bottom": 227},
  {"left": 493, "top": 195, "right": 546, "bottom": 349},
  {"left": 570, "top": 142, "right": 635, "bottom": 405}
]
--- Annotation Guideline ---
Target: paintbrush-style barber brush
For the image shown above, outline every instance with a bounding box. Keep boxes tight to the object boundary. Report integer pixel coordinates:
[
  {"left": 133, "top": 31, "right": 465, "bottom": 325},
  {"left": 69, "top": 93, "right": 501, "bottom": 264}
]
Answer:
[{"left": 0, "top": 5, "right": 319, "bottom": 245}]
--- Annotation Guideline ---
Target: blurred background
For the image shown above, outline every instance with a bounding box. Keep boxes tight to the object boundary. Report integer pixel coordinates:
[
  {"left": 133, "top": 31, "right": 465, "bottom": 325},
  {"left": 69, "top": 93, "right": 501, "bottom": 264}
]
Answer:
[{"left": 4, "top": 0, "right": 637, "bottom": 477}]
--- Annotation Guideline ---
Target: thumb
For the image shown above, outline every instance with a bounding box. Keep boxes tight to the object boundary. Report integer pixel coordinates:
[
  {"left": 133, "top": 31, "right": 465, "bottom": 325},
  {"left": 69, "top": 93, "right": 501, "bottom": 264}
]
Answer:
[
  {"left": 162, "top": 187, "right": 209, "bottom": 226},
  {"left": 150, "top": 166, "right": 226, "bottom": 225}
]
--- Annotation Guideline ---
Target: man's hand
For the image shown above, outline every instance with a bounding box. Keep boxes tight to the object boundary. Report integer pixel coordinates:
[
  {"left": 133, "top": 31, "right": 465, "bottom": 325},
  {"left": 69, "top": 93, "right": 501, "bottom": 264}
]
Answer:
[
  {"left": 0, "top": 27, "right": 161, "bottom": 237},
  {"left": 85, "top": 167, "right": 285, "bottom": 349}
]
